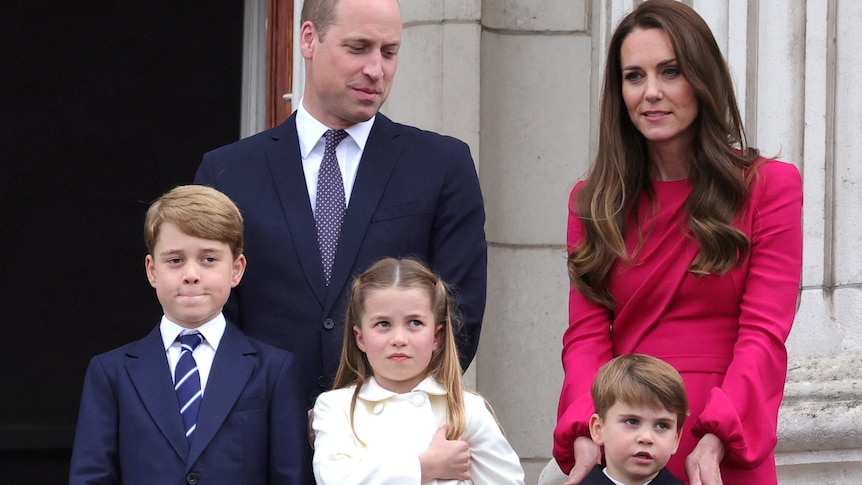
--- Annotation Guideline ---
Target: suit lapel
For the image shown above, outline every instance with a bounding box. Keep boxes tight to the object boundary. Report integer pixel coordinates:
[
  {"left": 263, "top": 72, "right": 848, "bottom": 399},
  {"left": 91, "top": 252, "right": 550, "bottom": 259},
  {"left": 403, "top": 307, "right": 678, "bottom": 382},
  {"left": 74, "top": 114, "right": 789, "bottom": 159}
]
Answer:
[
  {"left": 186, "top": 322, "right": 256, "bottom": 466},
  {"left": 125, "top": 327, "right": 188, "bottom": 461},
  {"left": 264, "top": 114, "right": 329, "bottom": 305},
  {"left": 326, "top": 115, "right": 404, "bottom": 309}
]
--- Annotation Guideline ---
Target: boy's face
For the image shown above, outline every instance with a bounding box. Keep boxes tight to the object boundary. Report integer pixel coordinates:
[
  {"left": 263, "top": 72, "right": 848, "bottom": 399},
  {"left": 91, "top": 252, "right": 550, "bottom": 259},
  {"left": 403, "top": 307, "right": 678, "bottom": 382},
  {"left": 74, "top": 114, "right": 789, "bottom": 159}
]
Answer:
[
  {"left": 145, "top": 223, "right": 245, "bottom": 329},
  {"left": 589, "top": 400, "right": 681, "bottom": 485}
]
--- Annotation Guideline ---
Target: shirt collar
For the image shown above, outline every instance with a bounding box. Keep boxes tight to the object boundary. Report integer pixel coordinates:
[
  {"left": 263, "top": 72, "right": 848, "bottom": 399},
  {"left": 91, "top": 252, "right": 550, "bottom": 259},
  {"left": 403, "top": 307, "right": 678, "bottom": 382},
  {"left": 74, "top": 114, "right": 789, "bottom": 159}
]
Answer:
[
  {"left": 296, "top": 98, "right": 374, "bottom": 158},
  {"left": 357, "top": 376, "right": 448, "bottom": 401},
  {"left": 159, "top": 313, "right": 226, "bottom": 352}
]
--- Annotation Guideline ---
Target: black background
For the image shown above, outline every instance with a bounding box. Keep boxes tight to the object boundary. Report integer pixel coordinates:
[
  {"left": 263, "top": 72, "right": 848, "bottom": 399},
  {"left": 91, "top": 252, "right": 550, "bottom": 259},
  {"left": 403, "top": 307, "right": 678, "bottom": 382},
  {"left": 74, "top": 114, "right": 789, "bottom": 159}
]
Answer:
[{"left": 1, "top": 2, "right": 245, "bottom": 481}]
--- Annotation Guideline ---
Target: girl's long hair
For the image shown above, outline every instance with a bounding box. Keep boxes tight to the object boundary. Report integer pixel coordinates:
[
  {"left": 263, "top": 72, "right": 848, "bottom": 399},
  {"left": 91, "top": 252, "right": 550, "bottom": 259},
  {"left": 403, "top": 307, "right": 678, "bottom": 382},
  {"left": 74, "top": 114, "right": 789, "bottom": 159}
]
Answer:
[
  {"left": 333, "top": 257, "right": 466, "bottom": 441},
  {"left": 569, "top": 0, "right": 759, "bottom": 308}
]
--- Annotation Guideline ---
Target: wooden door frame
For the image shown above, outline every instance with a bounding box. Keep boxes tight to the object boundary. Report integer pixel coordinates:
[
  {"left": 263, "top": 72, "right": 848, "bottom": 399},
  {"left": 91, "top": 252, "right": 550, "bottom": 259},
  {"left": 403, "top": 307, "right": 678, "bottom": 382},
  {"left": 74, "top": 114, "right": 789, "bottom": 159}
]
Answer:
[{"left": 265, "top": 0, "right": 294, "bottom": 128}]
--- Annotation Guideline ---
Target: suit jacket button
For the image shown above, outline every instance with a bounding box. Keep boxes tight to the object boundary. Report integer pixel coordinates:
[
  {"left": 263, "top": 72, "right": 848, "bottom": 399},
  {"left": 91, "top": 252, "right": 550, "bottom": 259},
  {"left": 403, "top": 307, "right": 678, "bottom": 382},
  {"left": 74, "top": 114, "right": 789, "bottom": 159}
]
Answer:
[
  {"left": 185, "top": 472, "right": 199, "bottom": 484},
  {"left": 323, "top": 318, "right": 335, "bottom": 330}
]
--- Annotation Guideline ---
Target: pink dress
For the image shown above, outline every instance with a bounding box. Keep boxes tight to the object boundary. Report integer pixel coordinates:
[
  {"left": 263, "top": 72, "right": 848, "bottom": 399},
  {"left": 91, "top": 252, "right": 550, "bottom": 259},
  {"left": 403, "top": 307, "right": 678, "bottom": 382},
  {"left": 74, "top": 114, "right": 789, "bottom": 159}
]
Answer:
[{"left": 553, "top": 159, "right": 803, "bottom": 484}]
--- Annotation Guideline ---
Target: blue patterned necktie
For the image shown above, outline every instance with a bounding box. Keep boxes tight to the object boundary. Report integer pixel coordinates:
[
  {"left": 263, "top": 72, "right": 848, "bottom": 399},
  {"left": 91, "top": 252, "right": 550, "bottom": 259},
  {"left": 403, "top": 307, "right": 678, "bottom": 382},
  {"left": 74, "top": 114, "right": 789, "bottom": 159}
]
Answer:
[
  {"left": 175, "top": 332, "right": 204, "bottom": 441},
  {"left": 315, "top": 129, "right": 349, "bottom": 285}
]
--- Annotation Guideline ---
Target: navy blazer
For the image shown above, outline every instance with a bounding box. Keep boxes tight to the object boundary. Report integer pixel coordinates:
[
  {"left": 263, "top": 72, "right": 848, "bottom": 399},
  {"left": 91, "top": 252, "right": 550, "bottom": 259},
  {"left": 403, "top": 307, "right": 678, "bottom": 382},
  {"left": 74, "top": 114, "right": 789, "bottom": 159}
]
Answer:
[
  {"left": 69, "top": 322, "right": 312, "bottom": 485},
  {"left": 194, "top": 113, "right": 487, "bottom": 400},
  {"left": 581, "top": 464, "right": 685, "bottom": 484}
]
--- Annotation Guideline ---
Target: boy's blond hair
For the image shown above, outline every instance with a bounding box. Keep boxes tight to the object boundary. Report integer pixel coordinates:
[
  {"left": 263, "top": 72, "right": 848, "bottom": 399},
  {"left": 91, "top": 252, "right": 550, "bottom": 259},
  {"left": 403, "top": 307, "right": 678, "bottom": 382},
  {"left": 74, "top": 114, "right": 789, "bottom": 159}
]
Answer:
[
  {"left": 592, "top": 354, "right": 688, "bottom": 430},
  {"left": 144, "top": 185, "right": 244, "bottom": 259}
]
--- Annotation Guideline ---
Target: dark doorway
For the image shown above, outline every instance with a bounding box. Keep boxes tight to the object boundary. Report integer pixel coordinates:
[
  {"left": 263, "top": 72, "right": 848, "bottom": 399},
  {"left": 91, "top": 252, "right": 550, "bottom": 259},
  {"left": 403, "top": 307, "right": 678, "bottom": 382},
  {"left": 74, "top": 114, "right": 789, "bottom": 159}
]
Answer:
[{"left": 1, "top": 1, "right": 245, "bottom": 482}]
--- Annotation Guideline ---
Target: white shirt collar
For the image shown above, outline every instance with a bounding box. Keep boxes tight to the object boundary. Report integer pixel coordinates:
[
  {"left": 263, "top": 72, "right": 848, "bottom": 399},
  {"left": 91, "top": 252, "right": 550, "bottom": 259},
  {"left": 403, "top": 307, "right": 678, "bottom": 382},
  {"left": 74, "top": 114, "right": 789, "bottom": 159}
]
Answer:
[
  {"left": 602, "top": 467, "right": 656, "bottom": 485},
  {"left": 357, "top": 376, "right": 448, "bottom": 401},
  {"left": 159, "top": 313, "right": 226, "bottom": 352},
  {"left": 296, "top": 98, "right": 374, "bottom": 159}
]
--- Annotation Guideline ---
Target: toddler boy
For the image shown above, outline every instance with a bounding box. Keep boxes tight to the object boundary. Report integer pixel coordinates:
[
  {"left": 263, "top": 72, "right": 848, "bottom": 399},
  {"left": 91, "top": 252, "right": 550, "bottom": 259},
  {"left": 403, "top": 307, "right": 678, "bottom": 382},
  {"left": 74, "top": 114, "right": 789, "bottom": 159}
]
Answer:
[{"left": 584, "top": 354, "right": 688, "bottom": 485}]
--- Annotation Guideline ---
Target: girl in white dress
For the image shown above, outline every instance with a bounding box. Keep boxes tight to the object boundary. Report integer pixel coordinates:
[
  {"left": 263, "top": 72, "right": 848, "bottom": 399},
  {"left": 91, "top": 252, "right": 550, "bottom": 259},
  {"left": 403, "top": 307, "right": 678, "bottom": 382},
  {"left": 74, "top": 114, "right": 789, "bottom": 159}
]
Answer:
[{"left": 312, "top": 257, "right": 525, "bottom": 484}]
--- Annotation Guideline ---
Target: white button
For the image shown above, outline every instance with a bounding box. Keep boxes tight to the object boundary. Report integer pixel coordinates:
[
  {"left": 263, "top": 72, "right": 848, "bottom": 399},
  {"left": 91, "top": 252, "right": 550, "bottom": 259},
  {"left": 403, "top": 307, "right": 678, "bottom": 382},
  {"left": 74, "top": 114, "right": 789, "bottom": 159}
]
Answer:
[
  {"left": 411, "top": 394, "right": 426, "bottom": 407},
  {"left": 373, "top": 403, "right": 384, "bottom": 414}
]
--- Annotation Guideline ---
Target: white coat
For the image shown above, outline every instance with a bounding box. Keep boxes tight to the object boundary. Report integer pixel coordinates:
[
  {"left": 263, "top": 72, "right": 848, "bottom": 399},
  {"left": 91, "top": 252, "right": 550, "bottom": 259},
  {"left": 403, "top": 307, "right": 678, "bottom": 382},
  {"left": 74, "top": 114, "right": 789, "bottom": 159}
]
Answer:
[{"left": 312, "top": 376, "right": 525, "bottom": 485}]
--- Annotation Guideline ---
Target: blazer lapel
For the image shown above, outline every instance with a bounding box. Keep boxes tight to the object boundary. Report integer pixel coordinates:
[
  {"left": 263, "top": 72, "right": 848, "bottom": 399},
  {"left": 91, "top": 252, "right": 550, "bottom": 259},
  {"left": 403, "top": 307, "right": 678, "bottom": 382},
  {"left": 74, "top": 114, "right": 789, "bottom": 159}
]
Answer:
[
  {"left": 186, "top": 322, "right": 256, "bottom": 466},
  {"left": 125, "top": 327, "right": 188, "bottom": 461},
  {"left": 325, "top": 115, "right": 404, "bottom": 309},
  {"left": 265, "top": 114, "right": 329, "bottom": 305}
]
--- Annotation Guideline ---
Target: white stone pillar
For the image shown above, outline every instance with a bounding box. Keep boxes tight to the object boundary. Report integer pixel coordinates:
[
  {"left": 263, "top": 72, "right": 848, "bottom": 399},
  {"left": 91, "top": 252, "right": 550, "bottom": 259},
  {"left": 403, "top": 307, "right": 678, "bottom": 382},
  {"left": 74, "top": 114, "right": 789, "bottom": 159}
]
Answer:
[{"left": 372, "top": 1, "right": 862, "bottom": 483}]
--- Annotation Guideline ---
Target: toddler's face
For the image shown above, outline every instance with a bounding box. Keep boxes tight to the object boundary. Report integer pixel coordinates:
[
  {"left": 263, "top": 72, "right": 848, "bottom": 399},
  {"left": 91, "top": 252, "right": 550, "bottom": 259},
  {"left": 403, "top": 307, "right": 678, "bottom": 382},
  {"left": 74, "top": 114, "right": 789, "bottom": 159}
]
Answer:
[{"left": 589, "top": 400, "right": 681, "bottom": 484}]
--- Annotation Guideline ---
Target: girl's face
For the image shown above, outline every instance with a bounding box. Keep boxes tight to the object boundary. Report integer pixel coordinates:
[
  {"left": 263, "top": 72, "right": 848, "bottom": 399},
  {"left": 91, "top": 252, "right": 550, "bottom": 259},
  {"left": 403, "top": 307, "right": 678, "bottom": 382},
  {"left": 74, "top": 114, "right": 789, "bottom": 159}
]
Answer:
[
  {"left": 620, "top": 27, "right": 699, "bottom": 155},
  {"left": 353, "top": 287, "right": 442, "bottom": 393}
]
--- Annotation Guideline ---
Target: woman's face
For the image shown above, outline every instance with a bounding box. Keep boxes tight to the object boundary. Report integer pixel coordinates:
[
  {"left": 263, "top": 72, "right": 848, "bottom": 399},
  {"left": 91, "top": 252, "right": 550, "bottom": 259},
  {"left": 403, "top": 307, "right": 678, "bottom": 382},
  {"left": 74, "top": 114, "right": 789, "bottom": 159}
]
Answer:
[{"left": 620, "top": 28, "right": 699, "bottom": 153}]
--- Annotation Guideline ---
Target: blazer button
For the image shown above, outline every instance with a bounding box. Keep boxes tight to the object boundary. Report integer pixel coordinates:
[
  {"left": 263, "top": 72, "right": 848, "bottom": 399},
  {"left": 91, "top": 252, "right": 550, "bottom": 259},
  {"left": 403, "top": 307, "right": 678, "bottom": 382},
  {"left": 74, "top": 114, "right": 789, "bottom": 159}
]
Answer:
[
  {"left": 185, "top": 472, "right": 199, "bottom": 485},
  {"left": 323, "top": 318, "right": 335, "bottom": 330},
  {"left": 317, "top": 376, "right": 326, "bottom": 388}
]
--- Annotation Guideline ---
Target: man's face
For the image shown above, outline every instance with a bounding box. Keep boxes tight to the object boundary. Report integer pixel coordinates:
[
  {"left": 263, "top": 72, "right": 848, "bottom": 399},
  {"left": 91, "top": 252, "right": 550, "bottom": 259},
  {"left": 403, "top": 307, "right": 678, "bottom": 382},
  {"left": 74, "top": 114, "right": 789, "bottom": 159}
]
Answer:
[{"left": 300, "top": 0, "right": 402, "bottom": 129}]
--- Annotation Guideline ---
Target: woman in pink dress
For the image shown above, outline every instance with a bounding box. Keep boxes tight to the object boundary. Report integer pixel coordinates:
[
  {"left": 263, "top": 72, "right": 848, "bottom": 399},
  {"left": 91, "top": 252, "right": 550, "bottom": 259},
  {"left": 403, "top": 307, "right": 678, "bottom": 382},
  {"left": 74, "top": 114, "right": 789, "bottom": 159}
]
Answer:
[{"left": 552, "top": 1, "right": 803, "bottom": 484}]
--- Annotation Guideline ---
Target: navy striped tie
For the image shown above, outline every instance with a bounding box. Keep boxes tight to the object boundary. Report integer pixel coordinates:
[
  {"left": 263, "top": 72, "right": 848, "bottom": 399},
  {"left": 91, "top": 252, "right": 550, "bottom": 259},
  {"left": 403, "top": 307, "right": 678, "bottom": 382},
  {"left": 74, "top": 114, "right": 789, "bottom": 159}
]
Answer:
[{"left": 175, "top": 332, "right": 203, "bottom": 441}]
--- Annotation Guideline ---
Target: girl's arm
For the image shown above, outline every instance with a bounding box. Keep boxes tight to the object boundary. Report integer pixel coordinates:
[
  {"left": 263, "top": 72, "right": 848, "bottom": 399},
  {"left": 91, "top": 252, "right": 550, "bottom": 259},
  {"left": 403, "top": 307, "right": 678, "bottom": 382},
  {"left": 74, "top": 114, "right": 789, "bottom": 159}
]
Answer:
[
  {"left": 312, "top": 390, "right": 420, "bottom": 484},
  {"left": 462, "top": 393, "right": 526, "bottom": 485}
]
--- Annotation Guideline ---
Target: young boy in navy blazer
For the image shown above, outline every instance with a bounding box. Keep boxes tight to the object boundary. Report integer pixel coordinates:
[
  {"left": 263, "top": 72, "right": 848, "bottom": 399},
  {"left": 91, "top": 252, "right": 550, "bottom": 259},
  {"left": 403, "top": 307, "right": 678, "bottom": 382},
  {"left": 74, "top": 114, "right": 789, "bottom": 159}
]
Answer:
[
  {"left": 583, "top": 354, "right": 688, "bottom": 485},
  {"left": 70, "top": 185, "right": 311, "bottom": 484}
]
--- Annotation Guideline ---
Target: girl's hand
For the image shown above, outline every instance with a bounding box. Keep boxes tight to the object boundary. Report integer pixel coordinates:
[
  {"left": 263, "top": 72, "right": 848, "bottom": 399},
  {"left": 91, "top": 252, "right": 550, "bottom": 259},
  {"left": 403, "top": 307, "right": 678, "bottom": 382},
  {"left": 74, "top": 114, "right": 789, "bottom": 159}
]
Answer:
[
  {"left": 685, "top": 433, "right": 725, "bottom": 485},
  {"left": 564, "top": 436, "right": 602, "bottom": 485},
  {"left": 419, "top": 424, "right": 471, "bottom": 482}
]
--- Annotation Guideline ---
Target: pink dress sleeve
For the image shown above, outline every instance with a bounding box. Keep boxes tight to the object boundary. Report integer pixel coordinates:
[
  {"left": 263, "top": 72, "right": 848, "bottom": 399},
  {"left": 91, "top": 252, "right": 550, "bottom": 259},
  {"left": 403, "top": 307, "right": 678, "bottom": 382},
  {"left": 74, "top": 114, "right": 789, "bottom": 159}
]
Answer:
[
  {"left": 552, "top": 182, "right": 614, "bottom": 474},
  {"left": 691, "top": 160, "right": 803, "bottom": 467}
]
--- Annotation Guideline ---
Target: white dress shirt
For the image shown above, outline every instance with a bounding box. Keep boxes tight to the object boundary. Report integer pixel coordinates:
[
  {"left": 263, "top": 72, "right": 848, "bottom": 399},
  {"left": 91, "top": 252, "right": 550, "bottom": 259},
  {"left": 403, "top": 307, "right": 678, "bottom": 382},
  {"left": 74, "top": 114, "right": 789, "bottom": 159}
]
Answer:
[
  {"left": 296, "top": 99, "right": 374, "bottom": 210},
  {"left": 312, "top": 376, "right": 525, "bottom": 485},
  {"left": 159, "top": 314, "right": 226, "bottom": 393}
]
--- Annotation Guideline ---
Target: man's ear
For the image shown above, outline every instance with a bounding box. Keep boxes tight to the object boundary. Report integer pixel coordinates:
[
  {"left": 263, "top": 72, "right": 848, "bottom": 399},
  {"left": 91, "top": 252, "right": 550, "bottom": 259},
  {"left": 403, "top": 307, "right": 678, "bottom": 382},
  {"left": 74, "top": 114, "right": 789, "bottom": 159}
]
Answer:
[
  {"left": 589, "top": 413, "right": 605, "bottom": 446},
  {"left": 299, "top": 21, "right": 317, "bottom": 60}
]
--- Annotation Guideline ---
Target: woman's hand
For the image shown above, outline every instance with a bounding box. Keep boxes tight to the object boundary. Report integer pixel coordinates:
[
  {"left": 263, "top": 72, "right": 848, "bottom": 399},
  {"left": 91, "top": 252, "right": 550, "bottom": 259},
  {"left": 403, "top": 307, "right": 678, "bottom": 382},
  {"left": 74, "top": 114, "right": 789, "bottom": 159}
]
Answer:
[
  {"left": 685, "top": 433, "right": 725, "bottom": 485},
  {"left": 563, "top": 436, "right": 602, "bottom": 485},
  {"left": 419, "top": 424, "right": 471, "bottom": 482}
]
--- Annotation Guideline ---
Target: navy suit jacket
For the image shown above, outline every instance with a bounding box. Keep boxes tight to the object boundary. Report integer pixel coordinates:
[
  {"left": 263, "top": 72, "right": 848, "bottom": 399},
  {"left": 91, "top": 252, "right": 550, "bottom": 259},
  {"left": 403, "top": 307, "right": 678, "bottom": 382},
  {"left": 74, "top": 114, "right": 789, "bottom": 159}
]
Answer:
[
  {"left": 194, "top": 113, "right": 487, "bottom": 400},
  {"left": 69, "top": 322, "right": 312, "bottom": 485},
  {"left": 581, "top": 464, "right": 685, "bottom": 484}
]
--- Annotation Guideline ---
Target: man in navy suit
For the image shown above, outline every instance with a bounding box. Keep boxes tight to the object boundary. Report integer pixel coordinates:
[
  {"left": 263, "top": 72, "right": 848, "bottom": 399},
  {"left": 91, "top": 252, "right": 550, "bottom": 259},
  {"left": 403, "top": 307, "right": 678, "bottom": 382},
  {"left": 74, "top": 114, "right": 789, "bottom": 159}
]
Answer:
[
  {"left": 70, "top": 186, "right": 311, "bottom": 484},
  {"left": 194, "top": 0, "right": 487, "bottom": 403}
]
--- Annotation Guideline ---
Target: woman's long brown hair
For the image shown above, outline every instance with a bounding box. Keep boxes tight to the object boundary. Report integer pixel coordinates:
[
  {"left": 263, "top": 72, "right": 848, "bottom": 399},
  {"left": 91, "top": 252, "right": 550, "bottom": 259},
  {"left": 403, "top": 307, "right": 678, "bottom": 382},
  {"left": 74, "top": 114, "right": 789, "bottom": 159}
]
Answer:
[{"left": 569, "top": 0, "right": 759, "bottom": 308}]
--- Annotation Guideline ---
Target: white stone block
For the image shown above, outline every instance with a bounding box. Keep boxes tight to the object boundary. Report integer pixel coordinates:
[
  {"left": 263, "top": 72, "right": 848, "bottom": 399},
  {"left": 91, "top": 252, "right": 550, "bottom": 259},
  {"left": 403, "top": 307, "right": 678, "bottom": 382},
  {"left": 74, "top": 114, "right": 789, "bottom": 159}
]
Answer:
[{"left": 480, "top": 31, "right": 592, "bottom": 245}]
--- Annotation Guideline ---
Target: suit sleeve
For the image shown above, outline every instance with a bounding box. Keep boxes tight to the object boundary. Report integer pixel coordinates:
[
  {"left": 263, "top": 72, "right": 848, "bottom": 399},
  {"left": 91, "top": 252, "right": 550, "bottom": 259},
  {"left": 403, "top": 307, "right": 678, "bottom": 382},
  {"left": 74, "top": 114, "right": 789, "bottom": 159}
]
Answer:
[
  {"left": 311, "top": 391, "right": 421, "bottom": 484},
  {"left": 69, "top": 356, "right": 120, "bottom": 485},
  {"left": 691, "top": 161, "right": 803, "bottom": 467},
  {"left": 268, "top": 351, "right": 313, "bottom": 484},
  {"left": 429, "top": 139, "right": 487, "bottom": 371},
  {"left": 552, "top": 183, "right": 614, "bottom": 474},
  {"left": 462, "top": 393, "right": 526, "bottom": 485}
]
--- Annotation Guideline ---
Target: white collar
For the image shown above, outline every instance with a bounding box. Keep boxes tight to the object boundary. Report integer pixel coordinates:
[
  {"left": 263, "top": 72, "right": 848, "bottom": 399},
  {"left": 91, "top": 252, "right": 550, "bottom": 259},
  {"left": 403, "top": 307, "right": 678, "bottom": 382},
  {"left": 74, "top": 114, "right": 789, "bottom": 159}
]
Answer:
[
  {"left": 357, "top": 376, "right": 447, "bottom": 401},
  {"left": 159, "top": 313, "right": 226, "bottom": 352},
  {"left": 295, "top": 99, "right": 374, "bottom": 159}
]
